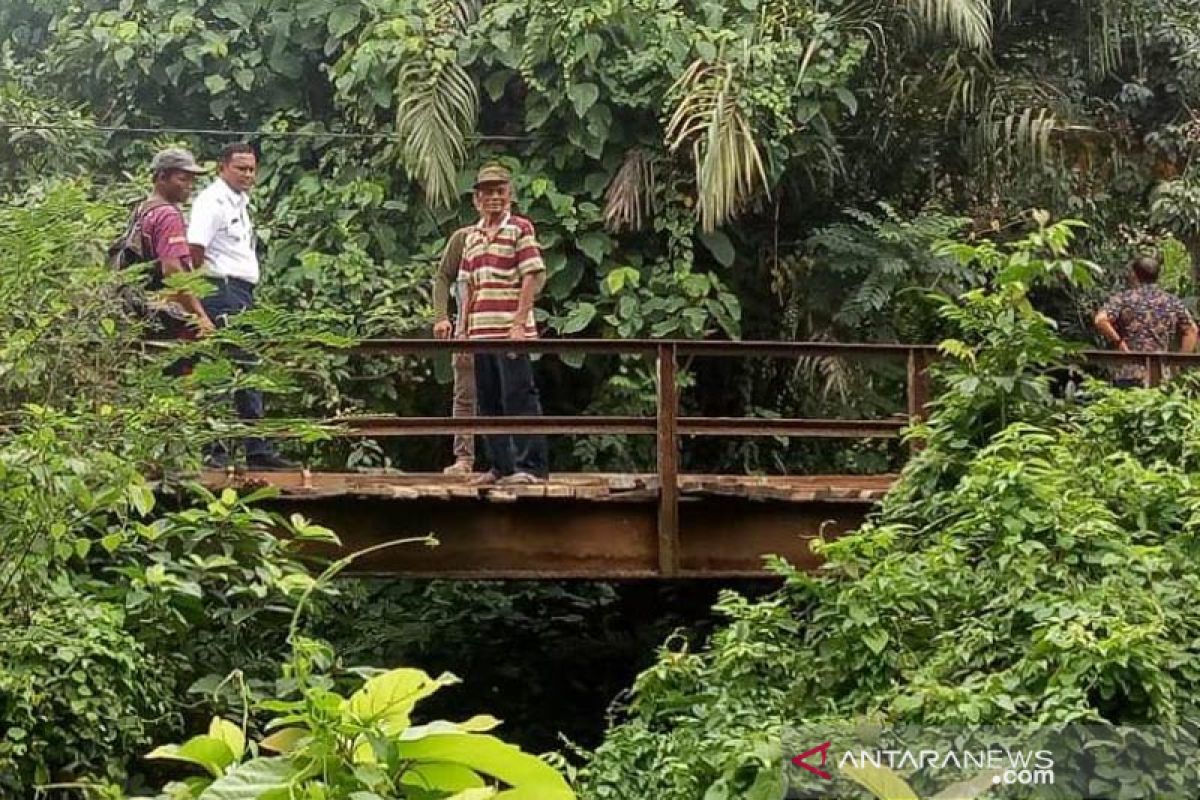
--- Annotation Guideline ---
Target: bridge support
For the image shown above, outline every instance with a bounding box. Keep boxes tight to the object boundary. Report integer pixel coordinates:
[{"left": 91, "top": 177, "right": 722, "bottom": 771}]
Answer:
[{"left": 248, "top": 478, "right": 881, "bottom": 579}]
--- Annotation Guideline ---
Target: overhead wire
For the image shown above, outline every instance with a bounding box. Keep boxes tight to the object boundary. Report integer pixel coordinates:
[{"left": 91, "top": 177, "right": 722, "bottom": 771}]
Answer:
[{"left": 0, "top": 121, "right": 535, "bottom": 143}]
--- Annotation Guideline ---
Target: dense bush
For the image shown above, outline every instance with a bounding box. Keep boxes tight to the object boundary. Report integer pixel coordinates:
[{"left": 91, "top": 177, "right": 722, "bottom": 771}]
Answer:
[
  {"left": 580, "top": 221, "right": 1200, "bottom": 798},
  {"left": 0, "top": 598, "right": 174, "bottom": 792},
  {"left": 0, "top": 180, "right": 344, "bottom": 793}
]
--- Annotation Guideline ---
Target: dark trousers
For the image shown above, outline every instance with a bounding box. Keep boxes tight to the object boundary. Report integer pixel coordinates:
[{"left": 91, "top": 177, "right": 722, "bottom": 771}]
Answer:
[
  {"left": 202, "top": 277, "right": 272, "bottom": 458},
  {"left": 474, "top": 352, "right": 548, "bottom": 477},
  {"left": 161, "top": 316, "right": 197, "bottom": 377}
]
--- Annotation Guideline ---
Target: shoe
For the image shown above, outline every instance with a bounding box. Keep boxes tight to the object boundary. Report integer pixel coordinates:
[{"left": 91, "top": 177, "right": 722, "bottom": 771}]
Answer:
[
  {"left": 247, "top": 452, "right": 299, "bottom": 471},
  {"left": 497, "top": 471, "right": 543, "bottom": 486},
  {"left": 442, "top": 459, "right": 475, "bottom": 476},
  {"left": 469, "top": 470, "right": 500, "bottom": 486}
]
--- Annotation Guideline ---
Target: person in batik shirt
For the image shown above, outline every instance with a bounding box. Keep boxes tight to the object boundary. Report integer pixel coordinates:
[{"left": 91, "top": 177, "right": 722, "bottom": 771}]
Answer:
[{"left": 1094, "top": 255, "right": 1197, "bottom": 386}]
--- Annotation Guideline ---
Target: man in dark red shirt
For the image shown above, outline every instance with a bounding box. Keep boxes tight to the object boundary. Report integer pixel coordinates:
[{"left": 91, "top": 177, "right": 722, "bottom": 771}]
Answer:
[{"left": 141, "top": 148, "right": 214, "bottom": 342}]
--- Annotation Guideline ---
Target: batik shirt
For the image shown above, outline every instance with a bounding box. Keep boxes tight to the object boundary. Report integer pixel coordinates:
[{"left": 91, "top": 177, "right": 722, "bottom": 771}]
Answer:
[{"left": 1101, "top": 285, "right": 1195, "bottom": 381}]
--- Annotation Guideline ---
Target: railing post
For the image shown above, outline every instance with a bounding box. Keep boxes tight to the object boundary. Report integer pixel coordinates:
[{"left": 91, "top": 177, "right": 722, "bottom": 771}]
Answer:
[
  {"left": 656, "top": 343, "right": 680, "bottom": 577},
  {"left": 906, "top": 348, "right": 930, "bottom": 453},
  {"left": 1148, "top": 355, "right": 1163, "bottom": 388}
]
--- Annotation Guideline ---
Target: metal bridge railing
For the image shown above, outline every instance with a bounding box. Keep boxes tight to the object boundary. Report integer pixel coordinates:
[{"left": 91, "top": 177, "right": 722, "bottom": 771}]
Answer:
[{"left": 310, "top": 339, "right": 1199, "bottom": 576}]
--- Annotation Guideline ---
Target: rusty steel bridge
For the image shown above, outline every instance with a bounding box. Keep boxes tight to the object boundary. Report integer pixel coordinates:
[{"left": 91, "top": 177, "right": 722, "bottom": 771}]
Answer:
[{"left": 200, "top": 339, "right": 1186, "bottom": 580}]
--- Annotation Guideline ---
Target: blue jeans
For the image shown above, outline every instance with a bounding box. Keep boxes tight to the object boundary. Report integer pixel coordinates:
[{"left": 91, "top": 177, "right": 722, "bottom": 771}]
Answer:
[
  {"left": 202, "top": 277, "right": 272, "bottom": 458},
  {"left": 474, "top": 352, "right": 548, "bottom": 477}
]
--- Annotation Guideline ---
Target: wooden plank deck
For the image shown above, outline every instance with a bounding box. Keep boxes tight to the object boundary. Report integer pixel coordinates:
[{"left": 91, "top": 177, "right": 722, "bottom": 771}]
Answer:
[
  {"left": 199, "top": 470, "right": 896, "bottom": 504},
  {"left": 191, "top": 470, "right": 896, "bottom": 579}
]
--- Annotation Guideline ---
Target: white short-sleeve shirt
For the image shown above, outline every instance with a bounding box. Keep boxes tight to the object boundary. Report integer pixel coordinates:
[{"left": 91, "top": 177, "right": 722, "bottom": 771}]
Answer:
[{"left": 187, "top": 177, "right": 259, "bottom": 284}]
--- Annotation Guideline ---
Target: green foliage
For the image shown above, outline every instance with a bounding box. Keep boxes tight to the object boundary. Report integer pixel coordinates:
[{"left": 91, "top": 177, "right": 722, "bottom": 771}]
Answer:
[
  {"left": 139, "top": 653, "right": 577, "bottom": 799},
  {"left": 130, "top": 566, "right": 578, "bottom": 800},
  {"left": 13, "top": 0, "right": 1200, "bottom": 791},
  {"left": 0, "top": 76, "right": 104, "bottom": 190},
  {"left": 581, "top": 220, "right": 1193, "bottom": 799},
  {"left": 916, "top": 215, "right": 1098, "bottom": 448},
  {"left": 0, "top": 177, "right": 345, "bottom": 793},
  {"left": 0, "top": 598, "right": 175, "bottom": 792},
  {"left": 313, "top": 579, "right": 743, "bottom": 755},
  {"left": 21, "top": 0, "right": 338, "bottom": 124},
  {"left": 797, "top": 203, "right": 972, "bottom": 340},
  {"left": 336, "top": 0, "right": 480, "bottom": 207}
]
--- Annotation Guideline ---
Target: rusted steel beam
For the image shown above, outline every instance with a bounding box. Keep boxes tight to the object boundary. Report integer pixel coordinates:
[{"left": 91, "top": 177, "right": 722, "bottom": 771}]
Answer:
[
  {"left": 351, "top": 338, "right": 940, "bottom": 360},
  {"left": 268, "top": 494, "right": 869, "bottom": 579},
  {"left": 657, "top": 343, "right": 681, "bottom": 577},
  {"left": 352, "top": 339, "right": 659, "bottom": 356},
  {"left": 673, "top": 341, "right": 933, "bottom": 358},
  {"left": 906, "top": 348, "right": 930, "bottom": 423},
  {"left": 677, "top": 417, "right": 904, "bottom": 438}
]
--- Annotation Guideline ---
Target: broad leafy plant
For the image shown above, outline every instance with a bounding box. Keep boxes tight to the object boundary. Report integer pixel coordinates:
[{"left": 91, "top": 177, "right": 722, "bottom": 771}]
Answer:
[
  {"left": 136, "top": 646, "right": 575, "bottom": 799},
  {"left": 129, "top": 544, "right": 576, "bottom": 800}
]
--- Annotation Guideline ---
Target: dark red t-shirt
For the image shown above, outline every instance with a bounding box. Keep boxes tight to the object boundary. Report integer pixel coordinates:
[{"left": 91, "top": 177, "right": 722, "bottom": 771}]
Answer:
[{"left": 141, "top": 203, "right": 191, "bottom": 277}]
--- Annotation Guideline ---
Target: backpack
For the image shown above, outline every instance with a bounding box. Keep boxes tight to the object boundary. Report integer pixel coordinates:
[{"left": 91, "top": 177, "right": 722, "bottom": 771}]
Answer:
[{"left": 106, "top": 199, "right": 173, "bottom": 320}]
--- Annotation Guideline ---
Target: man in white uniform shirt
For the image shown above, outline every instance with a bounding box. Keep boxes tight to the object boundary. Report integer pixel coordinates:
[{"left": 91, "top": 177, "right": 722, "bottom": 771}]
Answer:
[{"left": 188, "top": 142, "right": 293, "bottom": 470}]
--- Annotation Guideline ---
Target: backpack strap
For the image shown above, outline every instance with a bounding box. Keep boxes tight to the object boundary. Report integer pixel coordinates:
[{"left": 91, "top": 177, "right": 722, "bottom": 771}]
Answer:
[{"left": 131, "top": 199, "right": 178, "bottom": 260}]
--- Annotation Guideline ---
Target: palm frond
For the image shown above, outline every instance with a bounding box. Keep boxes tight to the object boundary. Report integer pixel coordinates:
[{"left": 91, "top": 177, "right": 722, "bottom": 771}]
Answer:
[
  {"left": 665, "top": 57, "right": 769, "bottom": 233},
  {"left": 396, "top": 61, "right": 479, "bottom": 208},
  {"left": 972, "top": 105, "right": 1068, "bottom": 175},
  {"left": 937, "top": 49, "right": 993, "bottom": 125},
  {"left": 794, "top": 352, "right": 856, "bottom": 402},
  {"left": 1085, "top": 0, "right": 1130, "bottom": 77},
  {"left": 394, "top": 0, "right": 481, "bottom": 208},
  {"left": 904, "top": 0, "right": 993, "bottom": 52},
  {"left": 433, "top": 0, "right": 481, "bottom": 31},
  {"left": 604, "top": 148, "right": 657, "bottom": 233}
]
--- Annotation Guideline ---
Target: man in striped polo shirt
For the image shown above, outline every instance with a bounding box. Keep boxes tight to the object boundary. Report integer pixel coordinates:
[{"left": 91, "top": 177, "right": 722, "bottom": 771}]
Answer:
[{"left": 461, "top": 164, "right": 549, "bottom": 485}]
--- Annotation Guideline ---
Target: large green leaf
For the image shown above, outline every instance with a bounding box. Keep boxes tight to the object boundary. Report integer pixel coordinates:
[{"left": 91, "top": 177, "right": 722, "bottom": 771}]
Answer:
[
  {"left": 929, "top": 770, "right": 1002, "bottom": 800},
  {"left": 198, "top": 757, "right": 295, "bottom": 800},
  {"left": 840, "top": 764, "right": 920, "bottom": 800},
  {"left": 396, "top": 734, "right": 573, "bottom": 797},
  {"left": 576, "top": 232, "right": 612, "bottom": 264},
  {"left": 400, "top": 761, "right": 487, "bottom": 793},
  {"left": 344, "top": 668, "right": 459, "bottom": 733},
  {"left": 147, "top": 735, "right": 235, "bottom": 778},
  {"left": 258, "top": 727, "right": 308, "bottom": 754},
  {"left": 568, "top": 82, "right": 600, "bottom": 117},
  {"left": 560, "top": 303, "right": 596, "bottom": 335},
  {"left": 328, "top": 5, "right": 361, "bottom": 38},
  {"left": 209, "top": 717, "right": 246, "bottom": 763},
  {"left": 698, "top": 230, "right": 735, "bottom": 267}
]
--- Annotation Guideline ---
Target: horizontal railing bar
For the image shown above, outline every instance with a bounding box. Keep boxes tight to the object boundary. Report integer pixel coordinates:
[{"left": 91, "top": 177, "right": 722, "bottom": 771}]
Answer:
[
  {"left": 325, "top": 415, "right": 905, "bottom": 439},
  {"left": 674, "top": 341, "right": 931, "bottom": 358},
  {"left": 678, "top": 417, "right": 905, "bottom": 438},
  {"left": 344, "top": 339, "right": 1200, "bottom": 364},
  {"left": 351, "top": 339, "right": 660, "bottom": 356},
  {"left": 1075, "top": 350, "right": 1200, "bottom": 365},
  {"left": 348, "top": 339, "right": 932, "bottom": 358},
  {"left": 333, "top": 415, "right": 657, "bottom": 436},
  {"left": 144, "top": 336, "right": 1200, "bottom": 364}
]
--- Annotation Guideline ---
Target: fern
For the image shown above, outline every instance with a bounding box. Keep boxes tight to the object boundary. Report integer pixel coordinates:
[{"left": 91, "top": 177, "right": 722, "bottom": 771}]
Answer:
[{"left": 804, "top": 203, "right": 972, "bottom": 334}]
